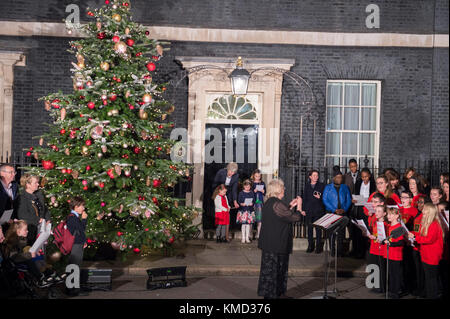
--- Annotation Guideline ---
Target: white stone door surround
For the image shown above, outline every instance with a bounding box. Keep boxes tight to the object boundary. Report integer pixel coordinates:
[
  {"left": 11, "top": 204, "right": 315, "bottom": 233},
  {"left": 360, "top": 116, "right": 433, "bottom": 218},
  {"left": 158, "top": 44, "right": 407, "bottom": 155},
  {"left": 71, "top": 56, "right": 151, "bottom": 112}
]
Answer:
[{"left": 177, "top": 56, "right": 294, "bottom": 234}]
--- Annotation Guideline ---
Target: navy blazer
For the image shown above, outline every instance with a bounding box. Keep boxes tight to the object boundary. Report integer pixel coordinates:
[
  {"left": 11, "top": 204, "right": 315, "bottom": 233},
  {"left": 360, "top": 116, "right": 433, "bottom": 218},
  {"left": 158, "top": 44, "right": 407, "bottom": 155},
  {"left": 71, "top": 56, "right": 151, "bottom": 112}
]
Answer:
[
  {"left": 301, "top": 182, "right": 325, "bottom": 216},
  {"left": 0, "top": 181, "right": 19, "bottom": 220},
  {"left": 212, "top": 168, "right": 239, "bottom": 204}
]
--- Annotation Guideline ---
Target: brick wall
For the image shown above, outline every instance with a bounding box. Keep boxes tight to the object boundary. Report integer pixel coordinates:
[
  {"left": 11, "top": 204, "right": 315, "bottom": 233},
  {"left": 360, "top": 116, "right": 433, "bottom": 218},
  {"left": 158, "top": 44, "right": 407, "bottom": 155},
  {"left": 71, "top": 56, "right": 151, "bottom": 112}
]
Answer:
[{"left": 0, "top": 0, "right": 448, "bottom": 34}]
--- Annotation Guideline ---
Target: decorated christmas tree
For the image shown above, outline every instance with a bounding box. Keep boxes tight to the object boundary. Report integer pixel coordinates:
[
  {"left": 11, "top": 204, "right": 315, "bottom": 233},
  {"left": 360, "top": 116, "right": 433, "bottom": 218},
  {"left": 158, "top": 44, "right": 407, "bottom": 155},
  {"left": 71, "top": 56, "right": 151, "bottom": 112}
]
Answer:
[{"left": 27, "top": 0, "right": 199, "bottom": 257}]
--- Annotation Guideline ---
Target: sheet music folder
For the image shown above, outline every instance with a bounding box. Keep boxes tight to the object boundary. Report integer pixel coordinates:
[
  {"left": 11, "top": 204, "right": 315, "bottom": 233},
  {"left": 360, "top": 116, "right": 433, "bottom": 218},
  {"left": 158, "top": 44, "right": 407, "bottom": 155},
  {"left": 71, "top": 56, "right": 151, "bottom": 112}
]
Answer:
[{"left": 312, "top": 213, "right": 344, "bottom": 230}]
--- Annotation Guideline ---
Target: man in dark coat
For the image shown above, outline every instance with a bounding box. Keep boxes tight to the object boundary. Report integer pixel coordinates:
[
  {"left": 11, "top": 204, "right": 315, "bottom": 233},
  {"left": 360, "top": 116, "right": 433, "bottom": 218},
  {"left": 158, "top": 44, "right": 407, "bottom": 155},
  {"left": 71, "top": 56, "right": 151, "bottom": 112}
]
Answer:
[
  {"left": 344, "top": 159, "right": 361, "bottom": 195},
  {"left": 0, "top": 164, "right": 19, "bottom": 237}
]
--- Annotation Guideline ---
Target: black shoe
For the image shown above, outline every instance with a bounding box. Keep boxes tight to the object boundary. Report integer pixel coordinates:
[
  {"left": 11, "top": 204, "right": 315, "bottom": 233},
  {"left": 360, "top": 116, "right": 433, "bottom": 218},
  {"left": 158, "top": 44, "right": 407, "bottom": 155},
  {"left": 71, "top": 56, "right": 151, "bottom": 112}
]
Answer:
[
  {"left": 369, "top": 288, "right": 383, "bottom": 294},
  {"left": 216, "top": 237, "right": 220, "bottom": 243},
  {"left": 306, "top": 245, "right": 315, "bottom": 253},
  {"left": 388, "top": 293, "right": 400, "bottom": 299},
  {"left": 315, "top": 246, "right": 323, "bottom": 254}
]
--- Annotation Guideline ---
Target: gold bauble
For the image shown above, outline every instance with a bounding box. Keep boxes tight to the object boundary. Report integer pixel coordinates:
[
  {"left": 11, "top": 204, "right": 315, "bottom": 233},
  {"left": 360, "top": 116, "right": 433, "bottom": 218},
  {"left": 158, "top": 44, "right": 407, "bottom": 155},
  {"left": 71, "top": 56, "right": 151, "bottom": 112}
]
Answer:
[
  {"left": 111, "top": 109, "right": 119, "bottom": 116},
  {"left": 65, "top": 148, "right": 70, "bottom": 156},
  {"left": 139, "top": 109, "right": 148, "bottom": 120},
  {"left": 44, "top": 100, "right": 51, "bottom": 111},
  {"left": 76, "top": 53, "right": 84, "bottom": 63},
  {"left": 146, "top": 176, "right": 151, "bottom": 186},
  {"left": 97, "top": 152, "right": 103, "bottom": 158},
  {"left": 167, "top": 105, "right": 175, "bottom": 113},
  {"left": 125, "top": 90, "right": 131, "bottom": 98},
  {"left": 100, "top": 61, "right": 110, "bottom": 71},
  {"left": 120, "top": 131, "right": 125, "bottom": 136},
  {"left": 77, "top": 62, "right": 85, "bottom": 69},
  {"left": 81, "top": 146, "right": 89, "bottom": 155},
  {"left": 101, "top": 145, "right": 108, "bottom": 153},
  {"left": 112, "top": 13, "right": 122, "bottom": 22},
  {"left": 114, "top": 41, "right": 127, "bottom": 54},
  {"left": 161, "top": 114, "right": 167, "bottom": 121},
  {"left": 39, "top": 137, "right": 44, "bottom": 146},
  {"left": 146, "top": 160, "right": 154, "bottom": 167},
  {"left": 125, "top": 27, "right": 130, "bottom": 35},
  {"left": 133, "top": 165, "right": 139, "bottom": 170},
  {"left": 96, "top": 21, "right": 102, "bottom": 30}
]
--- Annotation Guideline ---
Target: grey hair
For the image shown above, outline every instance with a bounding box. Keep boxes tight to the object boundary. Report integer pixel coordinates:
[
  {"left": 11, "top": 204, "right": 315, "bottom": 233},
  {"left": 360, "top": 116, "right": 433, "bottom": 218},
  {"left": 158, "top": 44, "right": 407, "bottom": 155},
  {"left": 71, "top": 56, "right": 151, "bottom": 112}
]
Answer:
[{"left": 226, "top": 162, "right": 238, "bottom": 173}]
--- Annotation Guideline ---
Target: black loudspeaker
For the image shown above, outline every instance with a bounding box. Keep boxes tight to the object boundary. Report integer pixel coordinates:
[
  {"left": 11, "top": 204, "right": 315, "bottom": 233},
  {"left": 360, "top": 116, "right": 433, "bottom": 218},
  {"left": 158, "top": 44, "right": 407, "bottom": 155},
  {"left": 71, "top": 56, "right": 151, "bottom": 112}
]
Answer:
[
  {"left": 146, "top": 266, "right": 187, "bottom": 290},
  {"left": 80, "top": 269, "right": 112, "bottom": 291}
]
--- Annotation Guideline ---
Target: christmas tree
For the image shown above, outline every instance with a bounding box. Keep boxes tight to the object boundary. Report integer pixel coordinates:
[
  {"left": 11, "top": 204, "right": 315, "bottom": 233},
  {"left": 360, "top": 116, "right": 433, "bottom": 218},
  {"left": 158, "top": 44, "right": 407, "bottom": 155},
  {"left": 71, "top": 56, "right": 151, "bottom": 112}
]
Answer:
[{"left": 27, "top": 0, "right": 199, "bottom": 257}]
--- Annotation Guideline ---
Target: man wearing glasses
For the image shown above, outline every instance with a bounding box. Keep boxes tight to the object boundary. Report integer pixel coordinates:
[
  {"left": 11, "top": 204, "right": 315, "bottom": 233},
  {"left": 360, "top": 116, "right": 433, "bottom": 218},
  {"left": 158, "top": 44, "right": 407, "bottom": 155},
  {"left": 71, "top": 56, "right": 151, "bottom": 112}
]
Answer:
[{"left": 0, "top": 164, "right": 19, "bottom": 240}]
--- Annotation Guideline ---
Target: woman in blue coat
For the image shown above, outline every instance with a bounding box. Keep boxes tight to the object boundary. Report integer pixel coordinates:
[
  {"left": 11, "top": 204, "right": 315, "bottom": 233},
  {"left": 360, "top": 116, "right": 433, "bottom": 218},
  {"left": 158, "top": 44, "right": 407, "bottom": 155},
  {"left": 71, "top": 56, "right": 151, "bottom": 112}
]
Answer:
[{"left": 322, "top": 166, "right": 352, "bottom": 256}]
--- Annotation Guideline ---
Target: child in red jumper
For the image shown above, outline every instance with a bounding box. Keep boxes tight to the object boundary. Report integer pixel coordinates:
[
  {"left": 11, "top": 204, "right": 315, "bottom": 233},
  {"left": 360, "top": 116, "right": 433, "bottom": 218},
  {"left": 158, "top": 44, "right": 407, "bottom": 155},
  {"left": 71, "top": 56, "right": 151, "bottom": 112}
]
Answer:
[
  {"left": 383, "top": 200, "right": 405, "bottom": 299},
  {"left": 367, "top": 202, "right": 388, "bottom": 293},
  {"left": 409, "top": 203, "right": 444, "bottom": 299},
  {"left": 411, "top": 195, "right": 426, "bottom": 297}
]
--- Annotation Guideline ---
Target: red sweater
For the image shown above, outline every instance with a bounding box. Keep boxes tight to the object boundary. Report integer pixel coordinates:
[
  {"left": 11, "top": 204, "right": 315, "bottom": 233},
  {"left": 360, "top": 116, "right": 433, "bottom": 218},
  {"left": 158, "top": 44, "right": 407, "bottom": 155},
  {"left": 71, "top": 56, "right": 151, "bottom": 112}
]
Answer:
[
  {"left": 400, "top": 206, "right": 418, "bottom": 230},
  {"left": 412, "top": 212, "right": 423, "bottom": 252},
  {"left": 363, "top": 192, "right": 401, "bottom": 217},
  {"left": 415, "top": 220, "right": 444, "bottom": 265},
  {"left": 369, "top": 217, "right": 387, "bottom": 256},
  {"left": 383, "top": 223, "right": 404, "bottom": 261}
]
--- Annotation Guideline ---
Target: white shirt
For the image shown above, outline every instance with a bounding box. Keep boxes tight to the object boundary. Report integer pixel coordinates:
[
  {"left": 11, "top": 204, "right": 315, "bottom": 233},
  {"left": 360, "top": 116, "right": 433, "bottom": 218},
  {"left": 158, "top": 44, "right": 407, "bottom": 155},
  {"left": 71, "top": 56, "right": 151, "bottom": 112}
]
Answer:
[
  {"left": 1, "top": 180, "right": 13, "bottom": 199},
  {"left": 351, "top": 172, "right": 358, "bottom": 184},
  {"left": 225, "top": 176, "right": 231, "bottom": 186},
  {"left": 360, "top": 181, "right": 371, "bottom": 198}
]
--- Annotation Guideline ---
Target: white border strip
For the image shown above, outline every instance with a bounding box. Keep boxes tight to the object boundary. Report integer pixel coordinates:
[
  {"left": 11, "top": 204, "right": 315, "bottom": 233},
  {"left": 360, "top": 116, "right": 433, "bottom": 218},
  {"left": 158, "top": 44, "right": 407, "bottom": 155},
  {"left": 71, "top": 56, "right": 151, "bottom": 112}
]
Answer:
[{"left": 0, "top": 21, "right": 448, "bottom": 48}]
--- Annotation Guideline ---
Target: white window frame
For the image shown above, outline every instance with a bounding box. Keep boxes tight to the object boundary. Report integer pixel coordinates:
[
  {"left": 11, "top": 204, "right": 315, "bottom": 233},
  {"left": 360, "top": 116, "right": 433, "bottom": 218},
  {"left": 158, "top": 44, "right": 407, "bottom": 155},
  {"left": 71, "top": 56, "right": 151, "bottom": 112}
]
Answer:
[{"left": 324, "top": 80, "right": 381, "bottom": 168}]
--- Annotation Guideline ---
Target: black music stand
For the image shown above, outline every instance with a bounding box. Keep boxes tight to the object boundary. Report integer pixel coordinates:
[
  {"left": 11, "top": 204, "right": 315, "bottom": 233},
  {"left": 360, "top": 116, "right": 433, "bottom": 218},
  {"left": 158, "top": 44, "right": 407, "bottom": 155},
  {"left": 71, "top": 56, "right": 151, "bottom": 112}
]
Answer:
[{"left": 312, "top": 214, "right": 349, "bottom": 299}]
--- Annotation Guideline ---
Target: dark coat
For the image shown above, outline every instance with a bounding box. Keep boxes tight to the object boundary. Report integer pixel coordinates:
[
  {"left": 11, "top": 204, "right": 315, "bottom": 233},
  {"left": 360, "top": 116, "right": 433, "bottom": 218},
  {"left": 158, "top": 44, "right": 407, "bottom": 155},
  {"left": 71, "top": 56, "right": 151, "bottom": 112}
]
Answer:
[
  {"left": 258, "top": 197, "right": 301, "bottom": 254},
  {"left": 344, "top": 171, "right": 361, "bottom": 195},
  {"left": 301, "top": 181, "right": 325, "bottom": 217},
  {"left": 352, "top": 178, "right": 376, "bottom": 219},
  {"left": 0, "top": 181, "right": 19, "bottom": 220},
  {"left": 66, "top": 213, "right": 87, "bottom": 244},
  {"left": 212, "top": 168, "right": 239, "bottom": 205},
  {"left": 16, "top": 189, "right": 50, "bottom": 227}
]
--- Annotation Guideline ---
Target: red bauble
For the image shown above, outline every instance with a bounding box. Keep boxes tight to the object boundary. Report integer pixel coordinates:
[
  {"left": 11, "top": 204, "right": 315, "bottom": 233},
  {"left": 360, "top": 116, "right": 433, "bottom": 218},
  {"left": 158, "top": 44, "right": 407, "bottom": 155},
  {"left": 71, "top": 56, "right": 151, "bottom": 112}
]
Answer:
[
  {"left": 126, "top": 39, "right": 135, "bottom": 46},
  {"left": 60, "top": 129, "right": 66, "bottom": 135},
  {"left": 112, "top": 35, "right": 120, "bottom": 43},
  {"left": 103, "top": 100, "right": 108, "bottom": 106},
  {"left": 158, "top": 125, "right": 164, "bottom": 129},
  {"left": 26, "top": 151, "right": 31, "bottom": 157},
  {"left": 152, "top": 197, "right": 158, "bottom": 204},
  {"left": 83, "top": 186, "right": 88, "bottom": 190},
  {"left": 99, "top": 182, "right": 105, "bottom": 188},
  {"left": 87, "top": 101, "right": 95, "bottom": 109},
  {"left": 85, "top": 139, "right": 92, "bottom": 146},
  {"left": 61, "top": 168, "right": 67, "bottom": 174},
  {"left": 169, "top": 236, "right": 175, "bottom": 244},
  {"left": 110, "top": 93, "right": 117, "bottom": 101},
  {"left": 105, "top": 0, "right": 110, "bottom": 3},
  {"left": 42, "top": 160, "right": 54, "bottom": 170},
  {"left": 86, "top": 165, "right": 91, "bottom": 171},
  {"left": 87, "top": 11, "right": 94, "bottom": 16},
  {"left": 135, "top": 52, "right": 142, "bottom": 57},
  {"left": 157, "top": 147, "right": 162, "bottom": 151},
  {"left": 152, "top": 179, "right": 161, "bottom": 187},
  {"left": 133, "top": 248, "right": 140, "bottom": 254},
  {"left": 97, "top": 32, "right": 106, "bottom": 39},
  {"left": 117, "top": 231, "right": 123, "bottom": 237},
  {"left": 146, "top": 62, "right": 156, "bottom": 72},
  {"left": 67, "top": 169, "right": 73, "bottom": 174},
  {"left": 107, "top": 169, "right": 115, "bottom": 179},
  {"left": 133, "top": 147, "right": 141, "bottom": 154}
]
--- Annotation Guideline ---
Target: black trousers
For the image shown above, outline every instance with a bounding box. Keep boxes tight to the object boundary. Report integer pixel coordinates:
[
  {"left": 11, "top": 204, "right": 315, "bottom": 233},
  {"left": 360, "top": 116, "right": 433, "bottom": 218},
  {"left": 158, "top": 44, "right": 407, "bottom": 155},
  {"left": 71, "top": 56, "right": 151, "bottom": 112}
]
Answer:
[
  {"left": 439, "top": 259, "right": 448, "bottom": 299},
  {"left": 306, "top": 214, "right": 323, "bottom": 248},
  {"left": 412, "top": 250, "right": 425, "bottom": 296},
  {"left": 422, "top": 262, "right": 440, "bottom": 299},
  {"left": 367, "top": 253, "right": 386, "bottom": 291},
  {"left": 257, "top": 251, "right": 289, "bottom": 299},
  {"left": 386, "top": 259, "right": 403, "bottom": 297},
  {"left": 402, "top": 245, "right": 416, "bottom": 293},
  {"left": 349, "top": 209, "right": 368, "bottom": 256}
]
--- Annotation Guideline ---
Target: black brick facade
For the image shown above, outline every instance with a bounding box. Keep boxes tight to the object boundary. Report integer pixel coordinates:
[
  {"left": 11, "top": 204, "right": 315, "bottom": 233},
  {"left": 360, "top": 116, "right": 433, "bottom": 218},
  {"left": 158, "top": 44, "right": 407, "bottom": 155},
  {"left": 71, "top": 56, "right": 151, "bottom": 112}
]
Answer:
[{"left": 0, "top": 0, "right": 448, "bottom": 185}]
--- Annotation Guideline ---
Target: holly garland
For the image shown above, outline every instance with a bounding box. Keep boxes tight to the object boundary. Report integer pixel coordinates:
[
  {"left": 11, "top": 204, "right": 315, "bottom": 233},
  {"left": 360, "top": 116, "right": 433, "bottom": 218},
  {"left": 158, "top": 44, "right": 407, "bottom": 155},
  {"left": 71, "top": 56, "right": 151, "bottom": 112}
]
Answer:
[{"left": 26, "top": 0, "right": 200, "bottom": 257}]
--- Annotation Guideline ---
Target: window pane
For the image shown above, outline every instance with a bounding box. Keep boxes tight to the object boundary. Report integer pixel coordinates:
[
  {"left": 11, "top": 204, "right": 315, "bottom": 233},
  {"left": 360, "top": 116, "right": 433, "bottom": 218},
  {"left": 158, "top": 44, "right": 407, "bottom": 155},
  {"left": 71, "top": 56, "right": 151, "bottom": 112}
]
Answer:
[
  {"left": 342, "top": 133, "right": 357, "bottom": 155},
  {"left": 327, "top": 83, "right": 342, "bottom": 105},
  {"left": 362, "top": 83, "right": 376, "bottom": 106},
  {"left": 326, "top": 132, "right": 340, "bottom": 155},
  {"left": 344, "top": 107, "right": 359, "bottom": 130},
  {"left": 326, "top": 156, "right": 340, "bottom": 167},
  {"left": 360, "top": 133, "right": 375, "bottom": 156},
  {"left": 361, "top": 108, "right": 376, "bottom": 131},
  {"left": 344, "top": 83, "right": 360, "bottom": 106},
  {"left": 327, "top": 107, "right": 341, "bottom": 130}
]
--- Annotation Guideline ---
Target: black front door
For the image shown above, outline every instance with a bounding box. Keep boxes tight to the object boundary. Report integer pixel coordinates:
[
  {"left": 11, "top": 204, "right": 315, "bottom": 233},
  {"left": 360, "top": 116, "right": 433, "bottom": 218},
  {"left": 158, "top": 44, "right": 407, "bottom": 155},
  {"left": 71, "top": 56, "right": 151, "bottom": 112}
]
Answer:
[{"left": 202, "top": 124, "right": 258, "bottom": 230}]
